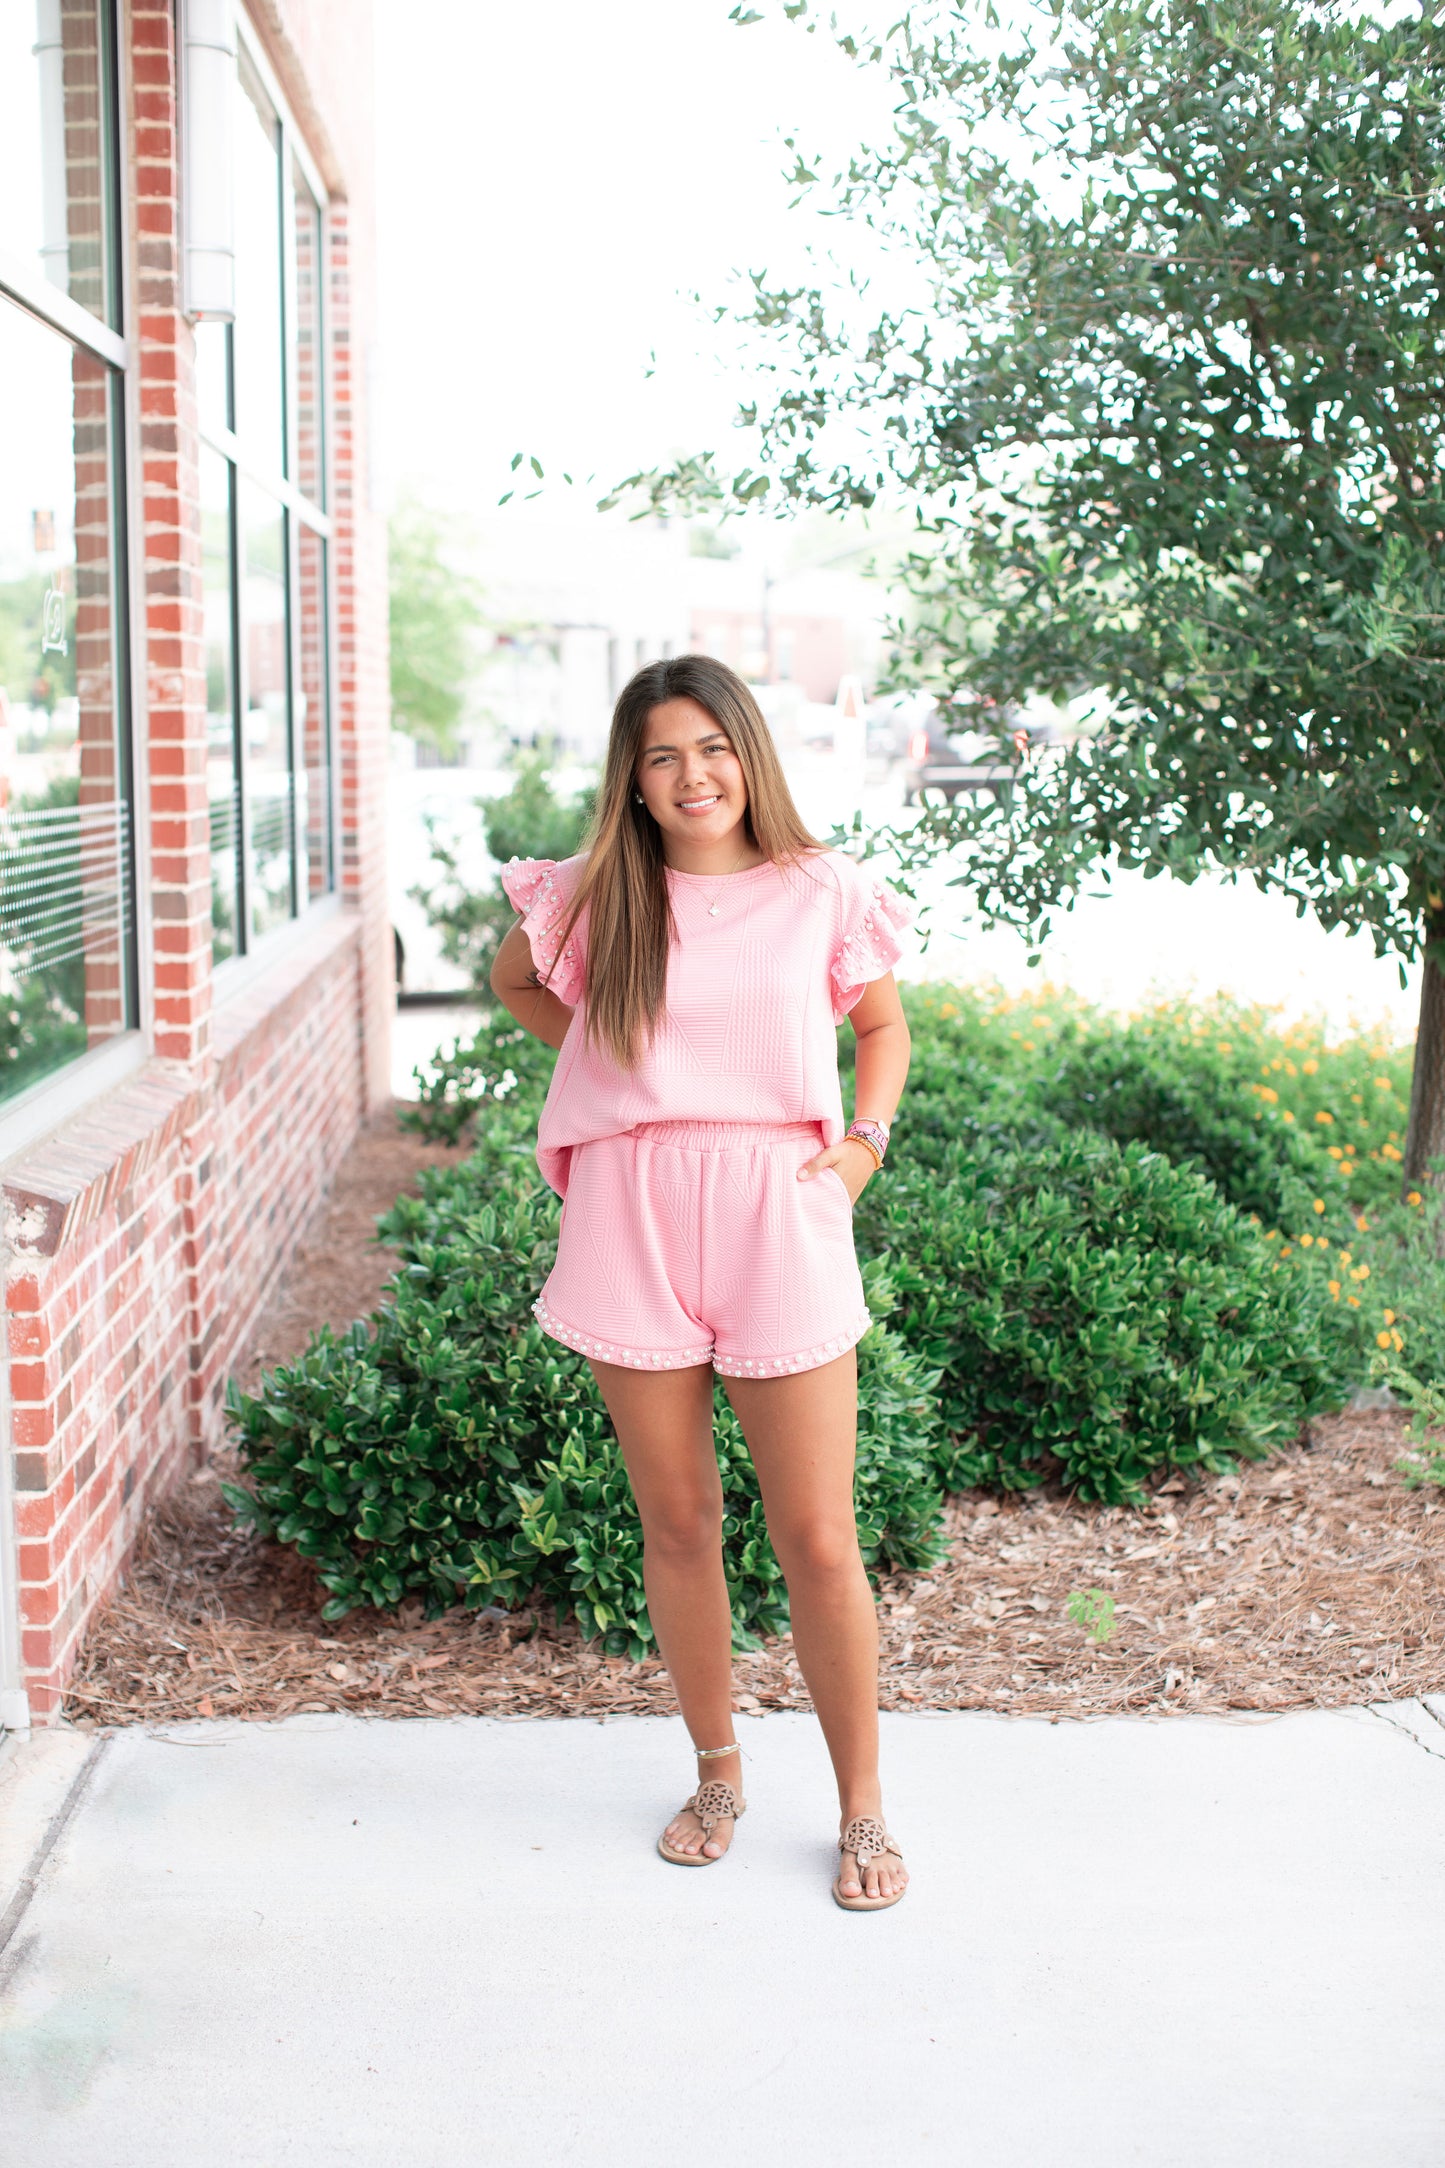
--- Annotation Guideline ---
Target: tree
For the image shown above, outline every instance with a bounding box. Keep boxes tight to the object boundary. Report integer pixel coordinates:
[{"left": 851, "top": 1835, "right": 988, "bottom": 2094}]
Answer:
[
  {"left": 387, "top": 500, "right": 486, "bottom": 753},
  {"left": 628, "top": 0, "right": 1445, "bottom": 1184}
]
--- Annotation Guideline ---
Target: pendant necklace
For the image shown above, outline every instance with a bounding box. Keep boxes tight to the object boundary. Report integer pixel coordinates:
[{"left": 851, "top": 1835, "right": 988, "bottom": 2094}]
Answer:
[{"left": 697, "top": 844, "right": 751, "bottom": 916}]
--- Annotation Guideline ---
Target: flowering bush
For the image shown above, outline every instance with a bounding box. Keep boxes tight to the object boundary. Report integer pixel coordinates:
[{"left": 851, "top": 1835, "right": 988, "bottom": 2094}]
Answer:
[{"left": 879, "top": 989, "right": 1412, "bottom": 1215}]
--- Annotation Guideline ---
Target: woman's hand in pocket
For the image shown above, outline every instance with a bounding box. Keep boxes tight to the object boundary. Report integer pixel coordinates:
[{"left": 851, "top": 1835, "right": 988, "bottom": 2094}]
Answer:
[{"left": 796, "top": 1139, "right": 875, "bottom": 1207}]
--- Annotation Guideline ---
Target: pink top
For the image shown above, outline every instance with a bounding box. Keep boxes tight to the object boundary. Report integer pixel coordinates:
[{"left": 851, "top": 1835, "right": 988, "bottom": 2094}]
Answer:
[{"left": 500, "top": 849, "right": 913, "bottom": 1198}]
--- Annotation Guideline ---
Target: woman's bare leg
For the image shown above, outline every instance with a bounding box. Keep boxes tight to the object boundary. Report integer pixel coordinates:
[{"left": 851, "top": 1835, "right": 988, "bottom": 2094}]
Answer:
[
  {"left": 587, "top": 1357, "right": 741, "bottom": 1856},
  {"left": 723, "top": 1350, "right": 908, "bottom": 1902}
]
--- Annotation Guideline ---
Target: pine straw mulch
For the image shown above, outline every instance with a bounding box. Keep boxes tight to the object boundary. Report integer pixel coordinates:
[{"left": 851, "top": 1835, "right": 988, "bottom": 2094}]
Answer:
[{"left": 64, "top": 1106, "right": 1445, "bottom": 1730}]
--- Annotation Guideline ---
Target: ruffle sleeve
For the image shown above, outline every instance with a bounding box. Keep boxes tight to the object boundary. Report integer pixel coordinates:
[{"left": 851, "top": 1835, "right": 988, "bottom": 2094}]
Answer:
[
  {"left": 829, "top": 858, "right": 913, "bottom": 1023},
  {"left": 500, "top": 855, "right": 586, "bottom": 1006}
]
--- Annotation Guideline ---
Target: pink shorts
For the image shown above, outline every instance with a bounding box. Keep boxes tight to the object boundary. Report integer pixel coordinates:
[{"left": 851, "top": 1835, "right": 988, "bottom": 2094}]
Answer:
[{"left": 533, "top": 1120, "right": 871, "bottom": 1378}]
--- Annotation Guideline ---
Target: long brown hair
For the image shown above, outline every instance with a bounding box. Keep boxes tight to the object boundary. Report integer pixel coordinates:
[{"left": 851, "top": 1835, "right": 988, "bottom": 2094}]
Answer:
[{"left": 540, "top": 654, "right": 823, "bottom": 1068}]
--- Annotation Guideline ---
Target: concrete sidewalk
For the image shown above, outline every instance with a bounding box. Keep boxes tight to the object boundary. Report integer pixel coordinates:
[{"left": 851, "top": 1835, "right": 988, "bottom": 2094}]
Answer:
[{"left": 1, "top": 1703, "right": 1442, "bottom": 2167}]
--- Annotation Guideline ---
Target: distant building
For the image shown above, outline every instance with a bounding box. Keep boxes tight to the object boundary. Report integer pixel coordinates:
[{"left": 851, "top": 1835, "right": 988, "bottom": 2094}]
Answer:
[
  {"left": 688, "top": 556, "right": 880, "bottom": 708},
  {"left": 452, "top": 511, "right": 887, "bottom": 762},
  {"left": 0, "top": 0, "right": 390, "bottom": 1725}
]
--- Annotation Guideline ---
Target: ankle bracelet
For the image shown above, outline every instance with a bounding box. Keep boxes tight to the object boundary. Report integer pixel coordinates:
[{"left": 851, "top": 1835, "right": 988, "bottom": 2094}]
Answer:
[{"left": 695, "top": 1742, "right": 742, "bottom": 1760}]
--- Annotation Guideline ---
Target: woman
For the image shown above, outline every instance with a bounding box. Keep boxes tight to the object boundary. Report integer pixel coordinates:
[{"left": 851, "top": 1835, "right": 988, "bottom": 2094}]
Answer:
[{"left": 490, "top": 655, "right": 913, "bottom": 1911}]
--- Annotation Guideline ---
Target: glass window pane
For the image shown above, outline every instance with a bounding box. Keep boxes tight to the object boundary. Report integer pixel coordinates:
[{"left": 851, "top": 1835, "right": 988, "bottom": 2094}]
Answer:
[
  {"left": 295, "top": 519, "right": 330, "bottom": 900},
  {"left": 0, "top": 298, "right": 132, "bottom": 1108},
  {"left": 195, "top": 319, "right": 231, "bottom": 440},
  {"left": 0, "top": 0, "right": 115, "bottom": 328},
  {"left": 239, "top": 480, "right": 293, "bottom": 937},
  {"left": 200, "top": 445, "right": 240, "bottom": 962},
  {"left": 291, "top": 159, "right": 324, "bottom": 506},
  {"left": 232, "top": 54, "right": 284, "bottom": 473}
]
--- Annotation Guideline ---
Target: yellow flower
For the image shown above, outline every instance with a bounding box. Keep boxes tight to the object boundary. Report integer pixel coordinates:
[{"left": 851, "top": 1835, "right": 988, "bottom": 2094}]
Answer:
[
  {"left": 1392, "top": 1331, "right": 1404, "bottom": 1352},
  {"left": 1407, "top": 1191, "right": 1423, "bottom": 1207},
  {"left": 1279, "top": 1245, "right": 1292, "bottom": 1258},
  {"left": 1303, "top": 1059, "right": 1319, "bottom": 1074},
  {"left": 1381, "top": 1143, "right": 1403, "bottom": 1161},
  {"left": 1350, "top": 1264, "right": 1370, "bottom": 1281},
  {"left": 1328, "top": 1280, "right": 1341, "bottom": 1299},
  {"left": 1340, "top": 1162, "right": 1356, "bottom": 1178},
  {"left": 1300, "top": 1233, "right": 1314, "bottom": 1247},
  {"left": 1314, "top": 1110, "right": 1334, "bottom": 1125},
  {"left": 1326, "top": 1145, "right": 1343, "bottom": 1160},
  {"left": 1256, "top": 1085, "right": 1279, "bottom": 1103},
  {"left": 1354, "top": 1217, "right": 1369, "bottom": 1233},
  {"left": 1313, "top": 1199, "right": 1325, "bottom": 1214},
  {"left": 1282, "top": 1110, "right": 1295, "bottom": 1122},
  {"left": 1383, "top": 1310, "right": 1396, "bottom": 1325},
  {"left": 1374, "top": 1077, "right": 1392, "bottom": 1089},
  {"left": 1338, "top": 1249, "right": 1352, "bottom": 1265},
  {"left": 1377, "top": 1331, "right": 1393, "bottom": 1349},
  {"left": 940, "top": 1003, "right": 957, "bottom": 1018},
  {"left": 1347, "top": 1295, "right": 1361, "bottom": 1308}
]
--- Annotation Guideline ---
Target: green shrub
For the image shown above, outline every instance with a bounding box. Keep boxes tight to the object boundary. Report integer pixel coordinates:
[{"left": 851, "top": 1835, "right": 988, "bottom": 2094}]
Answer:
[
  {"left": 232, "top": 967, "right": 1424, "bottom": 1648},
  {"left": 1036, "top": 1021, "right": 1337, "bottom": 1227},
  {"left": 881, "top": 985, "right": 1414, "bottom": 1227},
  {"left": 226, "top": 1143, "right": 946, "bottom": 1651},
  {"left": 859, "top": 1130, "right": 1350, "bottom": 1506},
  {"left": 398, "top": 1017, "right": 553, "bottom": 1147},
  {"left": 408, "top": 751, "right": 593, "bottom": 1001}
]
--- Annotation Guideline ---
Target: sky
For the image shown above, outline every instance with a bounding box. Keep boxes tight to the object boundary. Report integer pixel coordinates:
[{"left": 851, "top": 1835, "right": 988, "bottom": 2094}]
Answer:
[{"left": 372, "top": 0, "right": 895, "bottom": 520}]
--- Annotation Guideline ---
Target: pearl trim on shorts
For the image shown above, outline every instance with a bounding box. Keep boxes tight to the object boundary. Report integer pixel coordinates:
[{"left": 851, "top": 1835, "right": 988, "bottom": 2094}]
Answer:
[{"left": 532, "top": 1294, "right": 872, "bottom": 1378}]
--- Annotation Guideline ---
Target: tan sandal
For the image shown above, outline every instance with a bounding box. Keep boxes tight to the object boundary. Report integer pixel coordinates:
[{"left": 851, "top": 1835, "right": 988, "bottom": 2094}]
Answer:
[
  {"left": 657, "top": 1744, "right": 746, "bottom": 1867},
  {"left": 833, "top": 1816, "right": 907, "bottom": 1912}
]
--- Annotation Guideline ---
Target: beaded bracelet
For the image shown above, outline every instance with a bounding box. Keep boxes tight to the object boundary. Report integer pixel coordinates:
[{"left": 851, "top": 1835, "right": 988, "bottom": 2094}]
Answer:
[{"left": 845, "top": 1117, "right": 891, "bottom": 1170}]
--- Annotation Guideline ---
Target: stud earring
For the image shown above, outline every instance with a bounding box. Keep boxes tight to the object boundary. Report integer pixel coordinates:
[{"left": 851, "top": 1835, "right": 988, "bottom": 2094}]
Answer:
[{"left": 633, "top": 792, "right": 645, "bottom": 804}]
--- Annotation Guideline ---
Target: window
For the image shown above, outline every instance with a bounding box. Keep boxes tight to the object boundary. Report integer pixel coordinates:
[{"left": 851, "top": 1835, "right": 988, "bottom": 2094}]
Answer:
[
  {"left": 199, "top": 33, "right": 333, "bottom": 963},
  {"left": 0, "top": 1, "right": 134, "bottom": 1117},
  {"left": 0, "top": 0, "right": 120, "bottom": 330}
]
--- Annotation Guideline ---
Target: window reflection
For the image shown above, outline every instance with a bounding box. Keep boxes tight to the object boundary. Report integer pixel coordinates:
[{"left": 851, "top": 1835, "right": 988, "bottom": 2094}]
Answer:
[
  {"left": 232, "top": 55, "right": 284, "bottom": 477},
  {"left": 195, "top": 319, "right": 231, "bottom": 439},
  {"left": 295, "top": 520, "right": 330, "bottom": 900},
  {"left": 240, "top": 482, "right": 292, "bottom": 938},
  {"left": 200, "top": 446, "right": 239, "bottom": 961},
  {"left": 0, "top": 301, "right": 132, "bottom": 1107},
  {"left": 0, "top": 0, "right": 115, "bottom": 328},
  {"left": 191, "top": 31, "right": 334, "bottom": 965},
  {"left": 292, "top": 161, "right": 324, "bottom": 505}
]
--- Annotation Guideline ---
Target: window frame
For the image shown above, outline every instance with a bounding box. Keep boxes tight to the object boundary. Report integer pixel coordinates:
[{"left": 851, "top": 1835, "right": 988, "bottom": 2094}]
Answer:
[
  {"left": 204, "top": 13, "right": 337, "bottom": 996},
  {"left": 0, "top": 0, "right": 147, "bottom": 1170}
]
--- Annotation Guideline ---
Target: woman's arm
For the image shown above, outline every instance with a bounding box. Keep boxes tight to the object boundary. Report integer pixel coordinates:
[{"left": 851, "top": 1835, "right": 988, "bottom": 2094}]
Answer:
[
  {"left": 797, "top": 972, "right": 911, "bottom": 1204},
  {"left": 489, "top": 922, "right": 576, "bottom": 1051},
  {"left": 848, "top": 972, "right": 911, "bottom": 1128}
]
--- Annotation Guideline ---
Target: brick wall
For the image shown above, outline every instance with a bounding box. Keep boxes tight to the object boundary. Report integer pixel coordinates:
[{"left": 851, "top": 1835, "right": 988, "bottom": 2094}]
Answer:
[
  {"left": 9, "top": 1093, "right": 192, "bottom": 1717},
  {"left": 5, "top": 921, "right": 363, "bottom": 1720},
  {"left": 0, "top": 0, "right": 390, "bottom": 1723}
]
